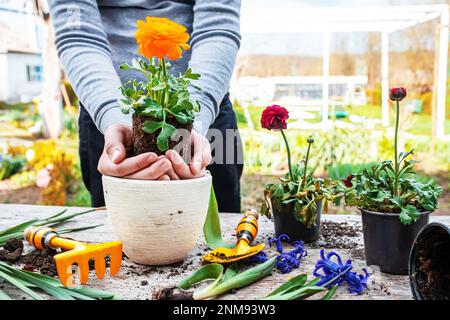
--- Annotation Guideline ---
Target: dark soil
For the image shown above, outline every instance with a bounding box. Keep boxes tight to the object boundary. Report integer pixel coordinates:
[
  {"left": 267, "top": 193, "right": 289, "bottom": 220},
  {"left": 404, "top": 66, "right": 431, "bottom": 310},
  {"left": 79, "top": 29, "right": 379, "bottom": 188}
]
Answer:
[
  {"left": 152, "top": 286, "right": 194, "bottom": 300},
  {"left": 132, "top": 114, "right": 192, "bottom": 156},
  {"left": 0, "top": 239, "right": 58, "bottom": 277},
  {"left": 19, "top": 249, "right": 58, "bottom": 276},
  {"left": 307, "top": 221, "right": 362, "bottom": 250},
  {"left": 414, "top": 228, "right": 450, "bottom": 300},
  {"left": 0, "top": 239, "right": 23, "bottom": 262}
]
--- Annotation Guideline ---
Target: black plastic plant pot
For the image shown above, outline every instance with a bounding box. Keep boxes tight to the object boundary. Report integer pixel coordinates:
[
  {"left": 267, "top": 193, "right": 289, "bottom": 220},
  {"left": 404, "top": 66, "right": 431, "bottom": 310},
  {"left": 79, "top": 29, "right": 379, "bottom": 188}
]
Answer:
[
  {"left": 409, "top": 222, "right": 450, "bottom": 300},
  {"left": 360, "top": 208, "right": 430, "bottom": 275},
  {"left": 272, "top": 199, "right": 322, "bottom": 243}
]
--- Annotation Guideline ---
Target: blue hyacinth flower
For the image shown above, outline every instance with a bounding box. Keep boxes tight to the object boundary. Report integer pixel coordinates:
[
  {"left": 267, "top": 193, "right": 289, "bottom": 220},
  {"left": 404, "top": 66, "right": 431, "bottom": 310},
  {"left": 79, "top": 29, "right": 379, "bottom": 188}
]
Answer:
[
  {"left": 313, "top": 249, "right": 370, "bottom": 294},
  {"left": 268, "top": 234, "right": 291, "bottom": 253},
  {"left": 247, "top": 250, "right": 269, "bottom": 264}
]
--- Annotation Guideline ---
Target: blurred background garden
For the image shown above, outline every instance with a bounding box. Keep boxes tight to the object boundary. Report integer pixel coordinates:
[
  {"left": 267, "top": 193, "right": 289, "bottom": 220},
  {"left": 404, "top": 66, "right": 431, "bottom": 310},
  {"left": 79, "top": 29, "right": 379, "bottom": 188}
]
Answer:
[{"left": 0, "top": 0, "right": 449, "bottom": 214}]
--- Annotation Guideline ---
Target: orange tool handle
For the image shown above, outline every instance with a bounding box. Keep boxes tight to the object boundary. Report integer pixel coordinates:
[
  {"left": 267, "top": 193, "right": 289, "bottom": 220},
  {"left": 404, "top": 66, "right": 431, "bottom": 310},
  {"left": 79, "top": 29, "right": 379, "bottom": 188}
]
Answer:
[
  {"left": 235, "top": 209, "right": 259, "bottom": 245},
  {"left": 24, "top": 226, "right": 80, "bottom": 251}
]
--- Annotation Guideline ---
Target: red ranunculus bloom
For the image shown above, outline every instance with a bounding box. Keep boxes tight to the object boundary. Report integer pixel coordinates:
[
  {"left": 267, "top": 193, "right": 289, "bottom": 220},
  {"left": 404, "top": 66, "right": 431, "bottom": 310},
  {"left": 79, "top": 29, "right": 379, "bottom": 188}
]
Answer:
[
  {"left": 261, "top": 105, "right": 289, "bottom": 130},
  {"left": 389, "top": 87, "right": 407, "bottom": 101},
  {"left": 341, "top": 174, "right": 354, "bottom": 187}
]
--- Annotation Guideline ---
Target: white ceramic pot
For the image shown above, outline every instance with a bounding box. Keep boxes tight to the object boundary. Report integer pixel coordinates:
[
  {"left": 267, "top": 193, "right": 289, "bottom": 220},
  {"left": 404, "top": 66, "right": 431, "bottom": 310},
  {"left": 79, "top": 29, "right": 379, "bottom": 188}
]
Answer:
[{"left": 102, "top": 174, "right": 212, "bottom": 265}]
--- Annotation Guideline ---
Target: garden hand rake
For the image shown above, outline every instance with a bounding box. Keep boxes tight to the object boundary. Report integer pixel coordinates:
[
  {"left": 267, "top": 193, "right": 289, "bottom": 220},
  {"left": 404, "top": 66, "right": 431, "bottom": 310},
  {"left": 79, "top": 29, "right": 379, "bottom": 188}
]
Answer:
[
  {"left": 203, "top": 209, "right": 265, "bottom": 264},
  {"left": 24, "top": 226, "right": 122, "bottom": 286}
]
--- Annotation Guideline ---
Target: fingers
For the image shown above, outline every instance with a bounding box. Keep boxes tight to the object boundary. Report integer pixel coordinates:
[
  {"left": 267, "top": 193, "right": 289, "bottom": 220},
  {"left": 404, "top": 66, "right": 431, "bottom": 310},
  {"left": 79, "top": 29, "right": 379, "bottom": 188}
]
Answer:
[
  {"left": 165, "top": 150, "right": 192, "bottom": 178},
  {"left": 104, "top": 124, "right": 132, "bottom": 164},
  {"left": 191, "top": 131, "right": 212, "bottom": 175},
  {"left": 166, "top": 167, "right": 180, "bottom": 180},
  {"left": 158, "top": 174, "right": 170, "bottom": 181},
  {"left": 165, "top": 149, "right": 205, "bottom": 179},
  {"left": 98, "top": 152, "right": 158, "bottom": 177},
  {"left": 123, "top": 158, "right": 172, "bottom": 180}
]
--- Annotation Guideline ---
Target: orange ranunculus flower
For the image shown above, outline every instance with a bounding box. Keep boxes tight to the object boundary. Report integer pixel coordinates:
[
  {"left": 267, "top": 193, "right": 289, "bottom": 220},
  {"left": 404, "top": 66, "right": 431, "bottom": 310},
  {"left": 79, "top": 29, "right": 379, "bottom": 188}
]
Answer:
[{"left": 135, "top": 16, "right": 190, "bottom": 60}]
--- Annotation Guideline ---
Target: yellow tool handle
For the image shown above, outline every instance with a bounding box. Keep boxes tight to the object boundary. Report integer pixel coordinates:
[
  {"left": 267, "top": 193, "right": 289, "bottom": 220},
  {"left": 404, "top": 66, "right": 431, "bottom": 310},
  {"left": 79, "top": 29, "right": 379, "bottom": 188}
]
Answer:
[
  {"left": 235, "top": 209, "right": 259, "bottom": 245},
  {"left": 24, "top": 226, "right": 79, "bottom": 251}
]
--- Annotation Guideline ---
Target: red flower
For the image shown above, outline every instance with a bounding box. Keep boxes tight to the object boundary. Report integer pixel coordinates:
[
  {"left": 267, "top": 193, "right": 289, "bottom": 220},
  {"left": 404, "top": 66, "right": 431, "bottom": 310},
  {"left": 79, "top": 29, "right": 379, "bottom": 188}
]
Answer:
[
  {"left": 341, "top": 174, "right": 354, "bottom": 187},
  {"left": 261, "top": 105, "right": 289, "bottom": 130},
  {"left": 389, "top": 87, "right": 407, "bottom": 101}
]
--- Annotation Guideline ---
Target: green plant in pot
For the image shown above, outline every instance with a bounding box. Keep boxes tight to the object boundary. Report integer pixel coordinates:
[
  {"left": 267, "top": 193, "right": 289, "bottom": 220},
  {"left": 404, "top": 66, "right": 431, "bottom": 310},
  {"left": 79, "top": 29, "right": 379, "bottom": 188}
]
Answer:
[
  {"left": 260, "top": 105, "right": 339, "bottom": 242},
  {"left": 341, "top": 87, "right": 442, "bottom": 275},
  {"left": 118, "top": 17, "right": 200, "bottom": 156},
  {"left": 102, "top": 17, "right": 212, "bottom": 266}
]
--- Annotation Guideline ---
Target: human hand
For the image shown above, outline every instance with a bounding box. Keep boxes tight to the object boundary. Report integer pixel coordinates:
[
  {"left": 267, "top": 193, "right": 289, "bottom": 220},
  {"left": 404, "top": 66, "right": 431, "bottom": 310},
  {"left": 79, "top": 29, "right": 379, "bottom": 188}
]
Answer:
[
  {"left": 165, "top": 129, "right": 211, "bottom": 179},
  {"left": 97, "top": 124, "right": 172, "bottom": 180}
]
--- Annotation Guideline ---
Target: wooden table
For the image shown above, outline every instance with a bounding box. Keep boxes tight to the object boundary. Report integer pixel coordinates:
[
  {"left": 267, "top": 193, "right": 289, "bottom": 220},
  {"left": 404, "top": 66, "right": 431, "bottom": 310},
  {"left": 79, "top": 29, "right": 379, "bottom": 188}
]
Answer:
[{"left": 1, "top": 204, "right": 449, "bottom": 300}]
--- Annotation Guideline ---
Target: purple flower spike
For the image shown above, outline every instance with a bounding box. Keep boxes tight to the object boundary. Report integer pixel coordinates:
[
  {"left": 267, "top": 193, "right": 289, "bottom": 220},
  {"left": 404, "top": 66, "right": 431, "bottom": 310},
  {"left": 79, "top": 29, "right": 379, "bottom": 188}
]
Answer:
[
  {"left": 268, "top": 234, "right": 290, "bottom": 253},
  {"left": 276, "top": 253, "right": 300, "bottom": 274},
  {"left": 247, "top": 251, "right": 269, "bottom": 264},
  {"left": 345, "top": 269, "right": 370, "bottom": 294},
  {"left": 287, "top": 241, "right": 307, "bottom": 260},
  {"left": 313, "top": 249, "right": 370, "bottom": 294}
]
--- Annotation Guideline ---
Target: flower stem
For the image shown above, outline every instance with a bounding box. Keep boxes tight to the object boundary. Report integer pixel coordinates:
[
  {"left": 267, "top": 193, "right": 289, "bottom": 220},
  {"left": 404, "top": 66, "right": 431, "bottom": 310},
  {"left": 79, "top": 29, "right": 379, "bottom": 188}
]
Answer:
[
  {"left": 393, "top": 100, "right": 400, "bottom": 196},
  {"left": 280, "top": 129, "right": 293, "bottom": 181},
  {"left": 301, "top": 139, "right": 312, "bottom": 191}
]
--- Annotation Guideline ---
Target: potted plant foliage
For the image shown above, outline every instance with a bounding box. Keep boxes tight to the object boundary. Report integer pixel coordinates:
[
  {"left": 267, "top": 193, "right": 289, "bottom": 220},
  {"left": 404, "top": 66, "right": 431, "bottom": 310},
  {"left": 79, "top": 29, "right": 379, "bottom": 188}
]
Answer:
[
  {"left": 102, "top": 17, "right": 212, "bottom": 265},
  {"left": 342, "top": 87, "right": 442, "bottom": 275},
  {"left": 260, "top": 105, "right": 339, "bottom": 242}
]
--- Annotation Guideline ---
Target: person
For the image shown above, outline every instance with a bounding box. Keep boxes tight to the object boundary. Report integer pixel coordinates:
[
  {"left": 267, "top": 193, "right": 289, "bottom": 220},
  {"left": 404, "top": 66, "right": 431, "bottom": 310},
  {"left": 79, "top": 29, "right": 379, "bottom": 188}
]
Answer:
[{"left": 48, "top": 0, "right": 243, "bottom": 212}]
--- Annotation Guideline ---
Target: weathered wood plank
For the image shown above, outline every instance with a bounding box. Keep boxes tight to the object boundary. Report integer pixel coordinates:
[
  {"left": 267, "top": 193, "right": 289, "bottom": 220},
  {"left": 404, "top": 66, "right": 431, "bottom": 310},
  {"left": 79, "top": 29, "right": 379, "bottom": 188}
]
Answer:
[{"left": 0, "top": 204, "right": 449, "bottom": 300}]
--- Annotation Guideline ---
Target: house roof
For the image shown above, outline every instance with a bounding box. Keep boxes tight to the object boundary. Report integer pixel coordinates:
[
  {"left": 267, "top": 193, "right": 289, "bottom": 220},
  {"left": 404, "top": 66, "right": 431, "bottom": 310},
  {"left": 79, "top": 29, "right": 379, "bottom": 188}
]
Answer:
[{"left": 0, "top": 22, "right": 40, "bottom": 54}]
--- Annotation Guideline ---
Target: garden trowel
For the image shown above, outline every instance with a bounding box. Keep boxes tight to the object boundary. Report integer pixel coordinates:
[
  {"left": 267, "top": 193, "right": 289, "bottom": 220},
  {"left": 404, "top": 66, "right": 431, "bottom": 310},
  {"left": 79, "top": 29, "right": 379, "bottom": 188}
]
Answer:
[
  {"left": 203, "top": 209, "right": 265, "bottom": 264},
  {"left": 24, "top": 226, "right": 122, "bottom": 286}
]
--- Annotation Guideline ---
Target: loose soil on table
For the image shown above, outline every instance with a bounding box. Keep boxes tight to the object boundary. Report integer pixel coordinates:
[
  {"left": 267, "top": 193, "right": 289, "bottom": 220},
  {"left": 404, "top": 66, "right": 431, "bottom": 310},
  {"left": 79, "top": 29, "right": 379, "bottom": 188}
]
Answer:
[
  {"left": 152, "top": 286, "right": 194, "bottom": 300},
  {"left": 414, "top": 228, "right": 450, "bottom": 300},
  {"left": 307, "top": 221, "right": 362, "bottom": 250},
  {"left": 132, "top": 114, "right": 192, "bottom": 156},
  {"left": 0, "top": 239, "right": 58, "bottom": 277}
]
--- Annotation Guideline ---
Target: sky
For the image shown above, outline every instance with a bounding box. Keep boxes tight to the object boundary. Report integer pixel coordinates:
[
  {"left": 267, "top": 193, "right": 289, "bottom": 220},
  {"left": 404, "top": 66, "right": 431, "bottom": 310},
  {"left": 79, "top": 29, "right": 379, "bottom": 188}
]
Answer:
[{"left": 240, "top": 0, "right": 448, "bottom": 56}]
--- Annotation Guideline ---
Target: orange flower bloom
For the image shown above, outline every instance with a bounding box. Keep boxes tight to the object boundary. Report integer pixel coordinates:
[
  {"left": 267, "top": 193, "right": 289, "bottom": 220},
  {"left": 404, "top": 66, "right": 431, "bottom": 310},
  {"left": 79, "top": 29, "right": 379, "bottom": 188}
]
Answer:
[{"left": 135, "top": 17, "right": 190, "bottom": 60}]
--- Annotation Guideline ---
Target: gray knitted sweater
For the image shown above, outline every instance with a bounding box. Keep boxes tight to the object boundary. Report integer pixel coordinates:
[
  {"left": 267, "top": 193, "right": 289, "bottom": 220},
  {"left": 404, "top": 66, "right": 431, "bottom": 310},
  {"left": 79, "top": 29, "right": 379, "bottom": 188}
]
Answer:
[{"left": 48, "top": 0, "right": 241, "bottom": 134}]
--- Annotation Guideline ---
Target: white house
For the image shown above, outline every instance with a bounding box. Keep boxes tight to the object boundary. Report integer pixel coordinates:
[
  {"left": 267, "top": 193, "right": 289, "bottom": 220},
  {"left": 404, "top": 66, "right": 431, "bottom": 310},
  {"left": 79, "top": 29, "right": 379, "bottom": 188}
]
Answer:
[{"left": 0, "top": 22, "right": 43, "bottom": 103}]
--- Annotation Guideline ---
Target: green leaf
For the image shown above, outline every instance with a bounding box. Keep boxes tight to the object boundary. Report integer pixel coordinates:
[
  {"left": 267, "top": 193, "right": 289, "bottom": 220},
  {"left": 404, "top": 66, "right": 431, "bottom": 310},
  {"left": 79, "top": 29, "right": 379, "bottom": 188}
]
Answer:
[
  {"left": 19, "top": 270, "right": 120, "bottom": 300},
  {"left": 400, "top": 205, "right": 419, "bottom": 225},
  {"left": 263, "top": 285, "right": 327, "bottom": 300},
  {"left": 184, "top": 68, "right": 201, "bottom": 80},
  {"left": 136, "top": 98, "right": 163, "bottom": 118},
  {"left": 222, "top": 263, "right": 241, "bottom": 283},
  {"left": 266, "top": 273, "right": 308, "bottom": 297},
  {"left": 203, "top": 187, "right": 234, "bottom": 250},
  {"left": 0, "top": 288, "right": 11, "bottom": 300},
  {"left": 195, "top": 257, "right": 276, "bottom": 300},
  {"left": 0, "top": 263, "right": 74, "bottom": 300},
  {"left": 174, "top": 112, "right": 190, "bottom": 125},
  {"left": 177, "top": 263, "right": 223, "bottom": 290},
  {"left": 0, "top": 219, "right": 39, "bottom": 237},
  {"left": 0, "top": 266, "right": 44, "bottom": 300},
  {"left": 156, "top": 123, "right": 177, "bottom": 152},
  {"left": 118, "top": 98, "right": 132, "bottom": 114},
  {"left": 142, "top": 120, "right": 164, "bottom": 134},
  {"left": 321, "top": 284, "right": 338, "bottom": 300}
]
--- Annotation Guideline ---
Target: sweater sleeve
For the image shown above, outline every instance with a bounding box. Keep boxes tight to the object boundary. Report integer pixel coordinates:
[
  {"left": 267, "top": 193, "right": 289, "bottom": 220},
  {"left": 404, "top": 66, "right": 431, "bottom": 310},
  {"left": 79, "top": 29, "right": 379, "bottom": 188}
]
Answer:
[
  {"left": 189, "top": 0, "right": 241, "bottom": 135},
  {"left": 48, "top": 0, "right": 131, "bottom": 134}
]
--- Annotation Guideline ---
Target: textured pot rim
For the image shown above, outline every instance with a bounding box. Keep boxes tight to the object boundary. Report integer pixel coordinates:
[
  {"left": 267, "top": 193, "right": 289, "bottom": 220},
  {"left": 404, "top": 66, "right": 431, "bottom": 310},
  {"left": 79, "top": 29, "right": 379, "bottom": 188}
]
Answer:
[
  {"left": 102, "top": 172, "right": 211, "bottom": 185},
  {"left": 357, "top": 207, "right": 432, "bottom": 217}
]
